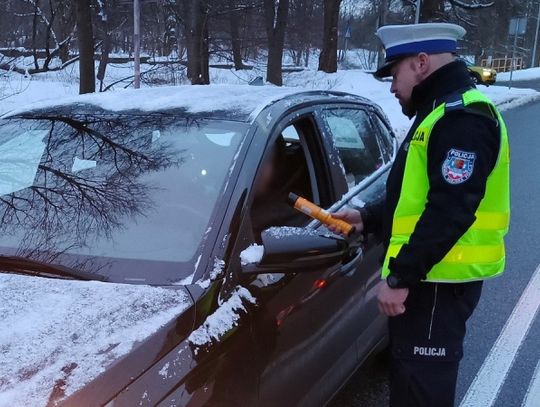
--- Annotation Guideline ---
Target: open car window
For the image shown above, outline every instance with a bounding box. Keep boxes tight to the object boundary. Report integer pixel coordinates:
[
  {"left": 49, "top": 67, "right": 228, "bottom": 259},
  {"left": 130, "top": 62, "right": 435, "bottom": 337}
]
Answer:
[{"left": 248, "top": 114, "right": 334, "bottom": 243}]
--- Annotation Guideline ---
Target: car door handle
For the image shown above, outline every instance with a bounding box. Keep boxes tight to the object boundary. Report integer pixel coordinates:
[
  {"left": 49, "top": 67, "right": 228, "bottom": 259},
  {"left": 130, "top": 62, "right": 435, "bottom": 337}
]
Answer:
[{"left": 341, "top": 248, "right": 364, "bottom": 276}]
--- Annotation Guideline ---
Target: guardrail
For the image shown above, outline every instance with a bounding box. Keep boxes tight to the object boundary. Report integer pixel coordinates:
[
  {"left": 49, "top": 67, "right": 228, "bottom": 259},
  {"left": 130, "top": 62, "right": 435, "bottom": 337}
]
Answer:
[{"left": 481, "top": 57, "right": 524, "bottom": 72}]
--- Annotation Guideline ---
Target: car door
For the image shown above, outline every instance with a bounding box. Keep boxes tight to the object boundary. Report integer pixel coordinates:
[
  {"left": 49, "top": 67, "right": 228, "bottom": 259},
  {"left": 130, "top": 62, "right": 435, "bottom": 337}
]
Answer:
[{"left": 212, "top": 106, "right": 373, "bottom": 407}]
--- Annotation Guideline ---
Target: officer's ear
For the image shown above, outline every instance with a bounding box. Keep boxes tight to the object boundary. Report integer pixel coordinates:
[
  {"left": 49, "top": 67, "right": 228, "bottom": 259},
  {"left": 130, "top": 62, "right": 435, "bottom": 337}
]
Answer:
[{"left": 417, "top": 52, "right": 430, "bottom": 75}]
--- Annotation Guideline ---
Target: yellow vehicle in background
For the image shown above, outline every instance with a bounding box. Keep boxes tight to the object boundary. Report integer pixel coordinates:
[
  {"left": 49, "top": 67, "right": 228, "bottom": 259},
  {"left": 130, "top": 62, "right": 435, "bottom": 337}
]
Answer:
[{"left": 462, "top": 58, "right": 497, "bottom": 86}]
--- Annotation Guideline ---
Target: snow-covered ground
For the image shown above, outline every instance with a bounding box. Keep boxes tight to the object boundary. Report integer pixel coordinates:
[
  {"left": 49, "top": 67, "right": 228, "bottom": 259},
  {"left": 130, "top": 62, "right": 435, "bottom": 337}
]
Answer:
[
  {"left": 497, "top": 67, "right": 540, "bottom": 82},
  {"left": 1, "top": 60, "right": 538, "bottom": 140}
]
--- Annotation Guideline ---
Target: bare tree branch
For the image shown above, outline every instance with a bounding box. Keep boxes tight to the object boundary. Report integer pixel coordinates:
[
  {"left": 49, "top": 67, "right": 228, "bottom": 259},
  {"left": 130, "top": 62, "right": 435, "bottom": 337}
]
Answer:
[{"left": 449, "top": 0, "right": 494, "bottom": 10}]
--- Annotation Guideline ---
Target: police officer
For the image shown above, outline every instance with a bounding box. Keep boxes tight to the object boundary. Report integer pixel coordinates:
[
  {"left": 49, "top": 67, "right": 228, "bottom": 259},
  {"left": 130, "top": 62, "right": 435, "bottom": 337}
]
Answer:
[{"left": 332, "top": 23, "right": 510, "bottom": 406}]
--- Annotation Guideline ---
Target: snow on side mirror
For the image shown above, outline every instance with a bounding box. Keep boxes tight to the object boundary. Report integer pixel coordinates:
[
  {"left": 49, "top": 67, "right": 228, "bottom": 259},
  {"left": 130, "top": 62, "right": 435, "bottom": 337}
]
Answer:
[{"left": 241, "top": 227, "right": 348, "bottom": 275}]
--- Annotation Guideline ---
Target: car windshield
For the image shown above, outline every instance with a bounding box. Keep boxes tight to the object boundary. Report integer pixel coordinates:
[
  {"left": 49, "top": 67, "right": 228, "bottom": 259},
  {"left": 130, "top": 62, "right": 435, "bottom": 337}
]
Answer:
[{"left": 0, "top": 111, "right": 248, "bottom": 284}]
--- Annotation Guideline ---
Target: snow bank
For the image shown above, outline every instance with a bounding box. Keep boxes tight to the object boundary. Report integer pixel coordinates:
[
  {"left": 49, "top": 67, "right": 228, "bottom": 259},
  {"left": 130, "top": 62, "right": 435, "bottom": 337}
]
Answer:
[
  {"left": 482, "top": 84, "right": 540, "bottom": 111},
  {"left": 497, "top": 67, "right": 540, "bottom": 82},
  {"left": 0, "top": 75, "right": 75, "bottom": 117},
  {"left": 0, "top": 274, "right": 191, "bottom": 407},
  {"left": 188, "top": 286, "right": 256, "bottom": 347}
]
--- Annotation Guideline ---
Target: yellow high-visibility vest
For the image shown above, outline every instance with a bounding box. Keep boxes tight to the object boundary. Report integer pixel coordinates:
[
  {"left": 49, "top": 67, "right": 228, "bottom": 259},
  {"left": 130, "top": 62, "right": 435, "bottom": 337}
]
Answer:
[{"left": 382, "top": 89, "right": 510, "bottom": 282}]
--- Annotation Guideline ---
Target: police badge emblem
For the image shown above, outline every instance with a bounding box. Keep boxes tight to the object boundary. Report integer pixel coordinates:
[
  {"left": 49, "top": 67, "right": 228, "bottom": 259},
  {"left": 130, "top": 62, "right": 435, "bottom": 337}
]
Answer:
[{"left": 442, "top": 149, "right": 476, "bottom": 184}]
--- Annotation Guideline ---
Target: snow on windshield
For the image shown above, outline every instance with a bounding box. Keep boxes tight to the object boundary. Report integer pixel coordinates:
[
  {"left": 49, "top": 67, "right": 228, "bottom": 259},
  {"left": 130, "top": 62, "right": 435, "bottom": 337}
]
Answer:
[{"left": 0, "top": 274, "right": 192, "bottom": 407}]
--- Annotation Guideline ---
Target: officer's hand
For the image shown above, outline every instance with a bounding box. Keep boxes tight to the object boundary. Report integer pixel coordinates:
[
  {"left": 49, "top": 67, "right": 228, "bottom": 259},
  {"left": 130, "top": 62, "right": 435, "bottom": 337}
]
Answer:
[
  {"left": 329, "top": 209, "right": 363, "bottom": 235},
  {"left": 377, "top": 282, "right": 409, "bottom": 317}
]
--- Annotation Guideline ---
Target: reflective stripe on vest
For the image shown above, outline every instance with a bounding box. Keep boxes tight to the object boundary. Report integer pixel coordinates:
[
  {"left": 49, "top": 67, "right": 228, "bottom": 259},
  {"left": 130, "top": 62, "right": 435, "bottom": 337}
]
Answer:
[{"left": 382, "top": 88, "right": 510, "bottom": 283}]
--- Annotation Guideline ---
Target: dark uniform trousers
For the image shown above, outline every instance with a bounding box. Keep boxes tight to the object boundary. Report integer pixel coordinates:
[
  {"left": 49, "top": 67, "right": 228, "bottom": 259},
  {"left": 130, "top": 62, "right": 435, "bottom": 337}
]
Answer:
[{"left": 388, "top": 281, "right": 483, "bottom": 407}]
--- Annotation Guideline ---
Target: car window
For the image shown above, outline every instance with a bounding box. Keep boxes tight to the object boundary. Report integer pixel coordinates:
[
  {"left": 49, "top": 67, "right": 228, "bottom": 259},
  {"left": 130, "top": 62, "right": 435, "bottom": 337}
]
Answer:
[
  {"left": 348, "top": 170, "right": 388, "bottom": 212},
  {"left": 0, "top": 114, "right": 249, "bottom": 282},
  {"left": 250, "top": 130, "right": 313, "bottom": 241},
  {"left": 370, "top": 113, "right": 394, "bottom": 163},
  {"left": 282, "top": 124, "right": 300, "bottom": 142},
  {"left": 320, "top": 108, "right": 384, "bottom": 189}
]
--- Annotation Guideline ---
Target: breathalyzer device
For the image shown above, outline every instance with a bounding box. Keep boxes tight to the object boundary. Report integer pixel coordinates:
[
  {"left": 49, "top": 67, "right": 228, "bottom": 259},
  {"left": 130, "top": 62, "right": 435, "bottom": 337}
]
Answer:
[{"left": 288, "top": 193, "right": 355, "bottom": 237}]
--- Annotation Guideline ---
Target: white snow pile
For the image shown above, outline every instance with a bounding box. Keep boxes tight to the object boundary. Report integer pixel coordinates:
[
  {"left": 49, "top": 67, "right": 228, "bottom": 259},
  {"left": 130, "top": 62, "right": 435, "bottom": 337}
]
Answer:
[
  {"left": 192, "top": 257, "right": 226, "bottom": 290},
  {"left": 188, "top": 286, "right": 256, "bottom": 346},
  {"left": 240, "top": 244, "right": 264, "bottom": 265},
  {"left": 479, "top": 84, "right": 540, "bottom": 112},
  {"left": 211, "top": 257, "right": 225, "bottom": 279},
  {"left": 3, "top": 84, "right": 299, "bottom": 120},
  {"left": 0, "top": 274, "right": 192, "bottom": 407},
  {"left": 195, "top": 278, "right": 211, "bottom": 289},
  {"left": 350, "top": 196, "right": 366, "bottom": 208}
]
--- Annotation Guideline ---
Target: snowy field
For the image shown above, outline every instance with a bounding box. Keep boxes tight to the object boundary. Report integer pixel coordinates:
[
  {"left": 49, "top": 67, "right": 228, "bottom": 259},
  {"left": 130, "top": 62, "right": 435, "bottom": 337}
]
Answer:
[{"left": 1, "top": 58, "right": 538, "bottom": 141}]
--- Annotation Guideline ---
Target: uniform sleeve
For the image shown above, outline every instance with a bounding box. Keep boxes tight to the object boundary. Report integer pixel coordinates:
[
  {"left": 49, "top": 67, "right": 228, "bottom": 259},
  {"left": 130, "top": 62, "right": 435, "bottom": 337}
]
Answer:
[
  {"left": 358, "top": 199, "right": 384, "bottom": 234},
  {"left": 388, "top": 111, "right": 500, "bottom": 286}
]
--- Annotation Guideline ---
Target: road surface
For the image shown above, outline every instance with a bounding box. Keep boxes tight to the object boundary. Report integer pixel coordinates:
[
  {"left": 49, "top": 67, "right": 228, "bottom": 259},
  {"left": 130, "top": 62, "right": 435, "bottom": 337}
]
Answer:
[{"left": 330, "top": 89, "right": 540, "bottom": 407}]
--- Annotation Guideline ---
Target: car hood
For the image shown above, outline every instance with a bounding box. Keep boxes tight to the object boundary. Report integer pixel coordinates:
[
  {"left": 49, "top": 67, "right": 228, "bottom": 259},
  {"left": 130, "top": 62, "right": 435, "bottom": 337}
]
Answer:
[{"left": 0, "top": 274, "right": 192, "bottom": 407}]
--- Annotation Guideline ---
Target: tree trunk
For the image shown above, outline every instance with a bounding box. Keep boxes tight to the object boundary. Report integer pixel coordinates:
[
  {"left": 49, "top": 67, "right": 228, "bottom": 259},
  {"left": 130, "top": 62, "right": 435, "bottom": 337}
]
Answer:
[
  {"left": 229, "top": 0, "right": 244, "bottom": 70},
  {"left": 184, "top": 0, "right": 210, "bottom": 85},
  {"left": 377, "top": 0, "right": 389, "bottom": 68},
  {"left": 76, "top": 0, "right": 95, "bottom": 94},
  {"left": 97, "top": 0, "right": 111, "bottom": 91},
  {"left": 318, "top": 0, "right": 341, "bottom": 73},
  {"left": 264, "top": 0, "right": 289, "bottom": 86},
  {"left": 31, "top": 1, "right": 40, "bottom": 70},
  {"left": 97, "top": 34, "right": 112, "bottom": 91},
  {"left": 421, "top": 0, "right": 441, "bottom": 22},
  {"left": 57, "top": 0, "right": 74, "bottom": 65}
]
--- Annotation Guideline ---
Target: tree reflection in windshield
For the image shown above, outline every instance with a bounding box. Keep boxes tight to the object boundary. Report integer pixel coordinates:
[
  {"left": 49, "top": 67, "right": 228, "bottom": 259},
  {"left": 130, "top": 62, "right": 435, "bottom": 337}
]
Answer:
[{"left": 0, "top": 111, "right": 246, "bottom": 282}]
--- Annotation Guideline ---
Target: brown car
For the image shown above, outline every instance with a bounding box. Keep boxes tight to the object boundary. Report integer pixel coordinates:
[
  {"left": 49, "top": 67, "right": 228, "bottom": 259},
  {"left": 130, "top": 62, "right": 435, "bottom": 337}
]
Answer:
[{"left": 0, "top": 85, "right": 394, "bottom": 407}]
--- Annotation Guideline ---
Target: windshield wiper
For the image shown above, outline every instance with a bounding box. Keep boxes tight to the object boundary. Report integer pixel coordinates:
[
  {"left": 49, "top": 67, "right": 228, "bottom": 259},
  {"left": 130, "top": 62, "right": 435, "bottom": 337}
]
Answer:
[{"left": 0, "top": 256, "right": 107, "bottom": 281}]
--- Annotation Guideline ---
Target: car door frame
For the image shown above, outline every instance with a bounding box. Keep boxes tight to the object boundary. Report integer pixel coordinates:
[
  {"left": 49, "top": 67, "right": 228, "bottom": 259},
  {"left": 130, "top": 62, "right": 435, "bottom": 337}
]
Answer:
[{"left": 211, "top": 103, "right": 339, "bottom": 297}]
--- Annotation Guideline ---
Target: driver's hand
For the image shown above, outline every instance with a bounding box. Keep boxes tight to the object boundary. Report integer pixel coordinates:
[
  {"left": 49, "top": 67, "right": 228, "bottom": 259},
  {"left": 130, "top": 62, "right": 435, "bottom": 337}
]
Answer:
[{"left": 329, "top": 208, "right": 364, "bottom": 235}]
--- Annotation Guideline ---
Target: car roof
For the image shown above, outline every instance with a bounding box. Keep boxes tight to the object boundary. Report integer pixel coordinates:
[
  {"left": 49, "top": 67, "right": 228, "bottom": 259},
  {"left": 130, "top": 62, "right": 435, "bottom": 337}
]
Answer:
[{"left": 2, "top": 84, "right": 373, "bottom": 123}]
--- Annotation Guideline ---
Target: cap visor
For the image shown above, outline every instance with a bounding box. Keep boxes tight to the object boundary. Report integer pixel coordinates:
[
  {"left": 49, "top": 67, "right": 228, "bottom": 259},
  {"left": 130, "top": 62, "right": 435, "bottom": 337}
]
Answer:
[{"left": 374, "top": 60, "right": 397, "bottom": 79}]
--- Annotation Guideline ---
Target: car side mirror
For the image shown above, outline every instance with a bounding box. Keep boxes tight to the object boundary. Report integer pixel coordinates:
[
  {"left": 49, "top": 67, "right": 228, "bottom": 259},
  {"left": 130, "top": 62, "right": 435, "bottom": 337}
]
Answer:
[{"left": 241, "top": 227, "right": 348, "bottom": 275}]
